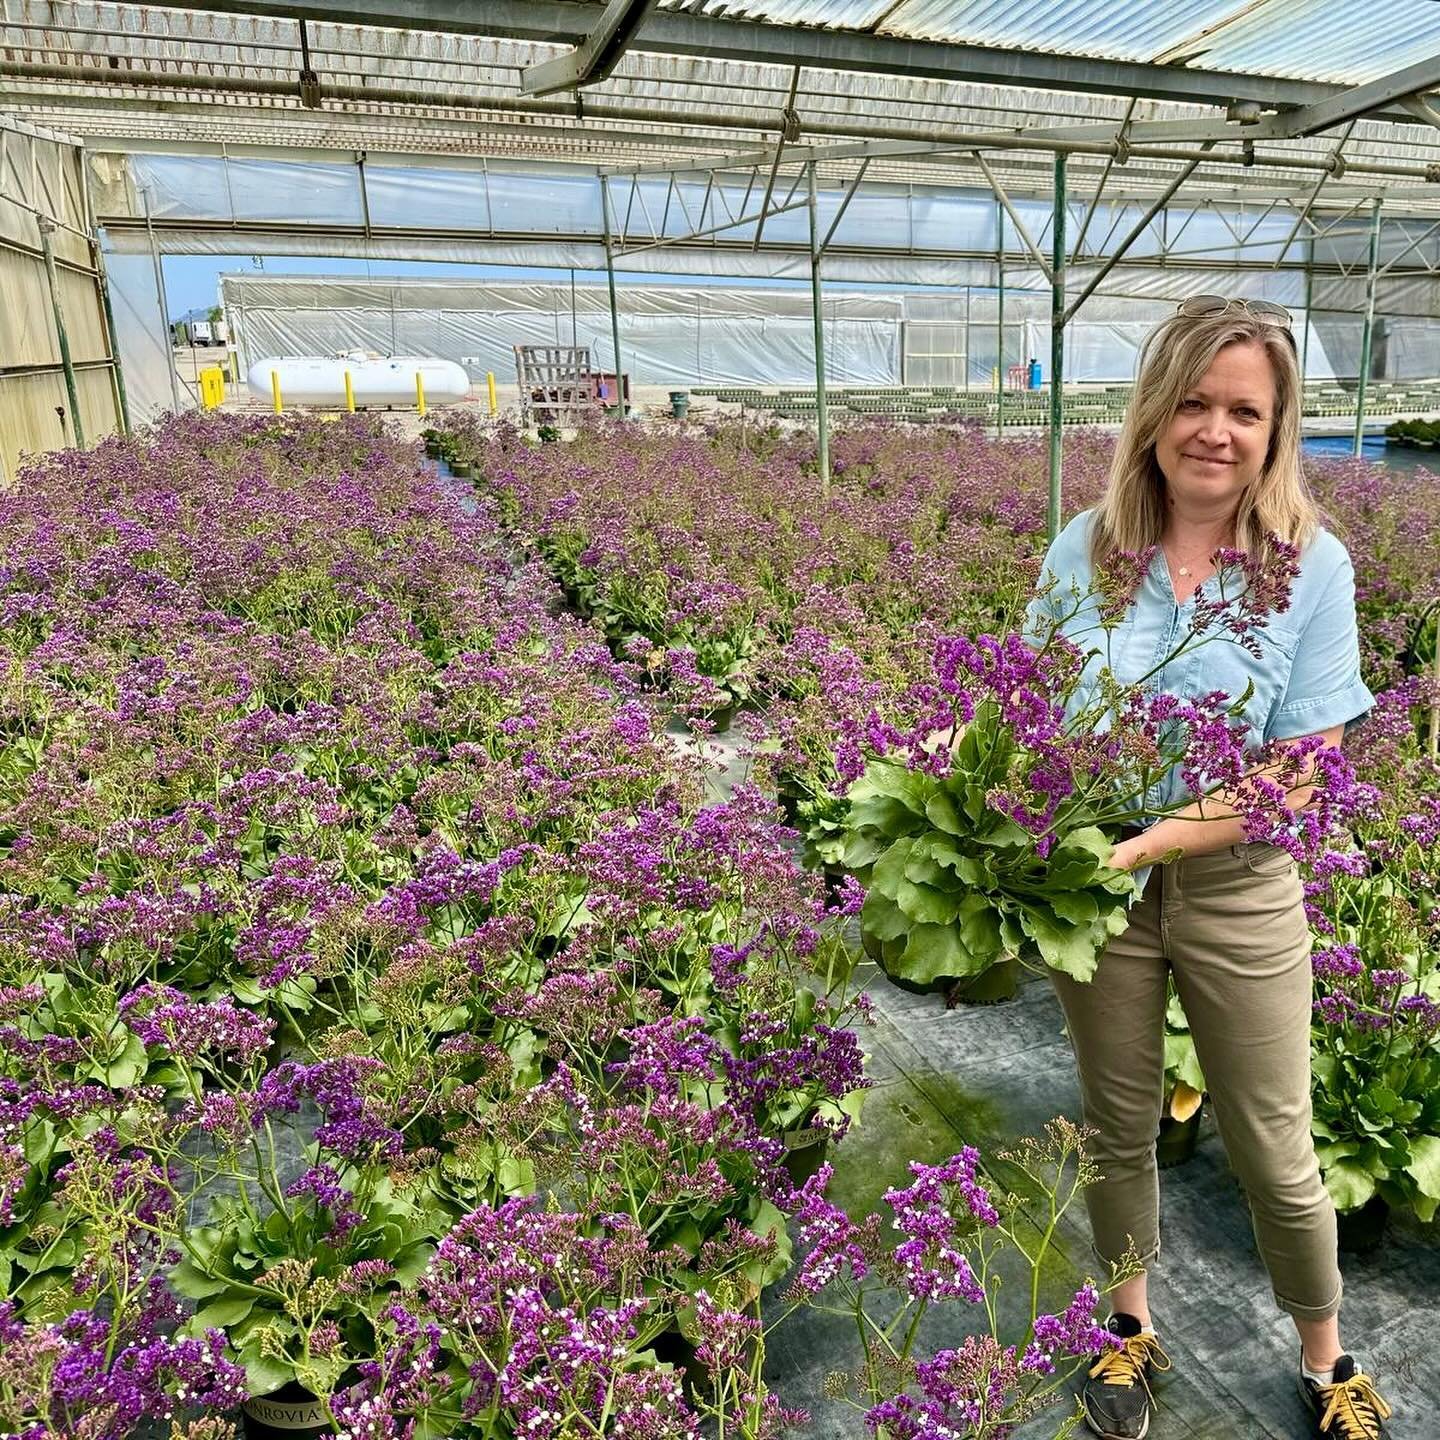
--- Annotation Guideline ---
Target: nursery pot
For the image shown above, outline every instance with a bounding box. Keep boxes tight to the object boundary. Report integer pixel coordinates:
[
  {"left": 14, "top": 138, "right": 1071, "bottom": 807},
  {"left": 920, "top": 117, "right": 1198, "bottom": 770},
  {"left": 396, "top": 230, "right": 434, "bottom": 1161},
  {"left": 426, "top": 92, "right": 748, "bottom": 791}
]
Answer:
[
  {"left": 242, "top": 1382, "right": 332, "bottom": 1439},
  {"left": 947, "top": 957, "right": 1019, "bottom": 1006},
  {"left": 1154, "top": 1110, "right": 1202, "bottom": 1169},
  {"left": 669, "top": 390, "right": 691, "bottom": 419},
  {"left": 701, "top": 702, "right": 736, "bottom": 733},
  {"left": 781, "top": 1121, "right": 831, "bottom": 1186},
  {"left": 773, "top": 779, "right": 805, "bottom": 826},
  {"left": 453, "top": 462, "right": 477, "bottom": 480},
  {"left": 1335, "top": 1194, "right": 1389, "bottom": 1256}
]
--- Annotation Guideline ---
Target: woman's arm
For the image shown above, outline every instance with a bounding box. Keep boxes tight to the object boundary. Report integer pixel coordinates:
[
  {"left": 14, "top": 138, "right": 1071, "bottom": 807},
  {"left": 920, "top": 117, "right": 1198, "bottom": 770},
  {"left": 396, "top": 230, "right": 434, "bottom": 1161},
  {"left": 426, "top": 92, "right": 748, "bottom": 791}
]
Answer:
[{"left": 1107, "top": 723, "right": 1345, "bottom": 871}]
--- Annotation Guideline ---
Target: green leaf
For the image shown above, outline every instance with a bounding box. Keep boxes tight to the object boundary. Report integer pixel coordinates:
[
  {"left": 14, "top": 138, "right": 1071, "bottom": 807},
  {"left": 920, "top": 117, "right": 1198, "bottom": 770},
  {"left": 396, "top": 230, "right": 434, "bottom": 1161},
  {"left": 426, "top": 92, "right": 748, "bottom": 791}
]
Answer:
[
  {"left": 97, "top": 1031, "right": 149, "bottom": 1088},
  {"left": 190, "top": 1295, "right": 257, "bottom": 1332},
  {"left": 1163, "top": 1034, "right": 1206, "bottom": 1094},
  {"left": 972, "top": 816, "right": 1032, "bottom": 849},
  {"left": 859, "top": 892, "right": 908, "bottom": 942},
  {"left": 956, "top": 894, "right": 1004, "bottom": 963},
  {"left": 924, "top": 791, "right": 964, "bottom": 836},
  {"left": 893, "top": 879, "right": 963, "bottom": 927},
  {"left": 869, "top": 837, "right": 917, "bottom": 898},
  {"left": 900, "top": 924, "right": 985, "bottom": 984},
  {"left": 240, "top": 1348, "right": 296, "bottom": 1397},
  {"left": 1047, "top": 889, "right": 1099, "bottom": 926},
  {"left": 168, "top": 1257, "right": 229, "bottom": 1301},
  {"left": 927, "top": 841, "right": 987, "bottom": 886},
  {"left": 1403, "top": 1135, "right": 1440, "bottom": 1200},
  {"left": 1323, "top": 1158, "right": 1376, "bottom": 1212},
  {"left": 840, "top": 832, "right": 888, "bottom": 871},
  {"left": 1017, "top": 905, "right": 1102, "bottom": 982},
  {"left": 902, "top": 851, "right": 954, "bottom": 890}
]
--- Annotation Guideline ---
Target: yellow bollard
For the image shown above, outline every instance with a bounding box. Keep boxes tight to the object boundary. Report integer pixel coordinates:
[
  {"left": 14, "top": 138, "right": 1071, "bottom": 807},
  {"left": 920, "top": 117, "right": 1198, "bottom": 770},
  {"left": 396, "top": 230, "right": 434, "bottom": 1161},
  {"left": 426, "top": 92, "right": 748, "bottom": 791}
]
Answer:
[
  {"left": 344, "top": 369, "right": 355, "bottom": 413},
  {"left": 415, "top": 371, "right": 427, "bottom": 418},
  {"left": 270, "top": 370, "right": 282, "bottom": 414},
  {"left": 486, "top": 371, "right": 498, "bottom": 416}
]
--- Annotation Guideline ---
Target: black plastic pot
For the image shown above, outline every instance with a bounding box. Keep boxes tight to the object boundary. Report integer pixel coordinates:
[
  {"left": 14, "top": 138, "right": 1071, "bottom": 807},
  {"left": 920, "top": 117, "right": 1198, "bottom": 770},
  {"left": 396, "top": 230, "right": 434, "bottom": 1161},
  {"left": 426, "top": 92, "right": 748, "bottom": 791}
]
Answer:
[
  {"left": 1335, "top": 1194, "right": 1389, "bottom": 1256},
  {"left": 781, "top": 1123, "right": 831, "bottom": 1186},
  {"left": 947, "top": 957, "right": 1019, "bottom": 1006},
  {"left": 242, "top": 1383, "right": 332, "bottom": 1439},
  {"left": 1155, "top": 1110, "right": 1202, "bottom": 1169}
]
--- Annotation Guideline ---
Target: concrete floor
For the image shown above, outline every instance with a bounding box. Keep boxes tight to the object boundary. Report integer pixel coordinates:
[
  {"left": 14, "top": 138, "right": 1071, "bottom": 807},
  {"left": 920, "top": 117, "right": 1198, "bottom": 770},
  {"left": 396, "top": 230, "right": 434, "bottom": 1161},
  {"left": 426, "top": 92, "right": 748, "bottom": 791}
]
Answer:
[{"left": 674, "top": 723, "right": 1440, "bottom": 1439}]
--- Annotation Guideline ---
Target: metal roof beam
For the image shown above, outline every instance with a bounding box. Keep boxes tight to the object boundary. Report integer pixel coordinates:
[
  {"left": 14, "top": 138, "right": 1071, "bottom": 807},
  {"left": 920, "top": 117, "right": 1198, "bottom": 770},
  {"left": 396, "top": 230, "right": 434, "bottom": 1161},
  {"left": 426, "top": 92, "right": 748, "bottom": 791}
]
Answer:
[
  {"left": 121, "top": 0, "right": 1406, "bottom": 116},
  {"left": 1020, "top": 115, "right": 1296, "bottom": 146},
  {"left": 520, "top": 0, "right": 655, "bottom": 98},
  {"left": 1279, "top": 50, "right": 1440, "bottom": 138}
]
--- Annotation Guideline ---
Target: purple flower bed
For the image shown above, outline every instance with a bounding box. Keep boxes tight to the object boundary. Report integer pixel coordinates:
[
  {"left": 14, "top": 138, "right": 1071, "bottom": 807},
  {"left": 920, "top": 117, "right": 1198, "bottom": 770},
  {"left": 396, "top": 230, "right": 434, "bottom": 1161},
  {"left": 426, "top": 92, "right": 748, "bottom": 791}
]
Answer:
[{"left": 3, "top": 415, "right": 1130, "bottom": 1440}]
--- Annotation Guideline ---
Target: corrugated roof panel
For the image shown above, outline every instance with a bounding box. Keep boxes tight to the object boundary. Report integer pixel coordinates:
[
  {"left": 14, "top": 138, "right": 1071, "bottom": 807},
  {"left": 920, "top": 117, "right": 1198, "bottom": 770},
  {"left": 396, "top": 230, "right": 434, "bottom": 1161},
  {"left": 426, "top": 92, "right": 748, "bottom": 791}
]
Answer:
[
  {"left": 657, "top": 0, "right": 897, "bottom": 26},
  {"left": 851, "top": 0, "right": 1265, "bottom": 60},
  {"left": 1186, "top": 0, "right": 1440, "bottom": 83}
]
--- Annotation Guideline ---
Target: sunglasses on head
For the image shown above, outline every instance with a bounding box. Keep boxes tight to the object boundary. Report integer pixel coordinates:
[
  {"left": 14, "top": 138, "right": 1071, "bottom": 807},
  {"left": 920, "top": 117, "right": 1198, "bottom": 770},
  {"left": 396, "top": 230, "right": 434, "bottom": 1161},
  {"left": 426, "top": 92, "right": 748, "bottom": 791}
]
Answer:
[{"left": 1175, "top": 294, "right": 1293, "bottom": 329}]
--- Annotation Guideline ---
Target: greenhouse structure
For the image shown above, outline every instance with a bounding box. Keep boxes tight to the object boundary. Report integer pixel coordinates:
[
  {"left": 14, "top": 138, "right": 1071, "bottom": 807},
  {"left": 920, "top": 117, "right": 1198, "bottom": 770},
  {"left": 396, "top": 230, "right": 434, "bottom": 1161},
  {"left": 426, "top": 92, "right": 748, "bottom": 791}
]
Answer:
[
  {"left": 4, "top": 3, "right": 1440, "bottom": 494},
  {"left": 3, "top": 3, "right": 1440, "bottom": 1439}
]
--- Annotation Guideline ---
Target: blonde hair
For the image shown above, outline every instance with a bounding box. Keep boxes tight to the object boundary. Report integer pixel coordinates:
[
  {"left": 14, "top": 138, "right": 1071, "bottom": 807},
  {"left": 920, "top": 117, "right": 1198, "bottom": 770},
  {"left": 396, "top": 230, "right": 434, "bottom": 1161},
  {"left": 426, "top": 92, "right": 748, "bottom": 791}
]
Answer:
[{"left": 1088, "top": 308, "right": 1319, "bottom": 567}]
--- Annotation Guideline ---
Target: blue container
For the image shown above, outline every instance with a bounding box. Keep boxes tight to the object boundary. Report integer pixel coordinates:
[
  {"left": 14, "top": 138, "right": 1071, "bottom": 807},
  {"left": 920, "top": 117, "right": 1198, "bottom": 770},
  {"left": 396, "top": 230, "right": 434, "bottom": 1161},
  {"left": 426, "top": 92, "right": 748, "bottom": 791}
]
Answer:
[{"left": 1028, "top": 358, "right": 1042, "bottom": 389}]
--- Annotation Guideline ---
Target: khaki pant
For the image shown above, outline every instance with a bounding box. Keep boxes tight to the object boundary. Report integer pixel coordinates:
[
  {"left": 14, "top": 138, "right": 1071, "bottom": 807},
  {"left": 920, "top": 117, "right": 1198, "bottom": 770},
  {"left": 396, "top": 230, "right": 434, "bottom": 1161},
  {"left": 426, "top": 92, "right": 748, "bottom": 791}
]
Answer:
[{"left": 1050, "top": 842, "right": 1341, "bottom": 1322}]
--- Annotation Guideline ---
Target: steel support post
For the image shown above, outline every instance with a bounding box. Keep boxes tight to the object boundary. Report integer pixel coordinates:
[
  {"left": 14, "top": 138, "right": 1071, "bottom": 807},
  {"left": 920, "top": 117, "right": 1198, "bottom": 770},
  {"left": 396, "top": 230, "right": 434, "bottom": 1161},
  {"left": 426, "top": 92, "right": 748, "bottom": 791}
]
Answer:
[
  {"left": 143, "top": 189, "right": 183, "bottom": 415},
  {"left": 1353, "top": 198, "right": 1382, "bottom": 458},
  {"left": 807, "top": 162, "right": 830, "bottom": 493},
  {"left": 600, "top": 175, "right": 625, "bottom": 418},
  {"left": 1301, "top": 235, "right": 1315, "bottom": 381},
  {"left": 38, "top": 219, "right": 85, "bottom": 448},
  {"left": 1048, "top": 153, "right": 1066, "bottom": 543},
  {"left": 996, "top": 199, "right": 1005, "bottom": 439},
  {"left": 964, "top": 285, "right": 972, "bottom": 388},
  {"left": 93, "top": 237, "right": 131, "bottom": 434}
]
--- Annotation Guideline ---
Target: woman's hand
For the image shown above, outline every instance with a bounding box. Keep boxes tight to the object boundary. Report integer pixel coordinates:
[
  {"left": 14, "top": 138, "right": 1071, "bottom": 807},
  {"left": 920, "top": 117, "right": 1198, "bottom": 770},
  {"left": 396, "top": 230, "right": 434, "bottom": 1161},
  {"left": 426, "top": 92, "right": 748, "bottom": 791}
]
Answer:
[{"left": 1107, "top": 836, "right": 1153, "bottom": 872}]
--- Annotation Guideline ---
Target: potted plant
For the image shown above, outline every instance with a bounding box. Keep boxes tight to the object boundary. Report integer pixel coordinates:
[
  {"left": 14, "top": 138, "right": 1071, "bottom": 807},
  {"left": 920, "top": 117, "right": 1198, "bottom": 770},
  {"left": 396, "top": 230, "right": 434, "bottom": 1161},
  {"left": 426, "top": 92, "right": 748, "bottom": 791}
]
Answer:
[
  {"left": 834, "top": 543, "right": 1314, "bottom": 1003},
  {"left": 1305, "top": 691, "right": 1440, "bottom": 1250},
  {"left": 1158, "top": 984, "right": 1206, "bottom": 1168}
]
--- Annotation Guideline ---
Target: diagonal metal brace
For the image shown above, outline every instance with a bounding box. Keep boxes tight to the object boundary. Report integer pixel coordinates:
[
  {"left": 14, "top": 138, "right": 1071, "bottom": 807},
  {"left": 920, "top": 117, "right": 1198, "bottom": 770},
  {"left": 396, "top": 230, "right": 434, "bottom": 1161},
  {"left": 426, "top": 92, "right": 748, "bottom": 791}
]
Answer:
[
  {"left": 971, "top": 150, "right": 1051, "bottom": 283},
  {"left": 521, "top": 0, "right": 657, "bottom": 97},
  {"left": 754, "top": 66, "right": 803, "bottom": 252}
]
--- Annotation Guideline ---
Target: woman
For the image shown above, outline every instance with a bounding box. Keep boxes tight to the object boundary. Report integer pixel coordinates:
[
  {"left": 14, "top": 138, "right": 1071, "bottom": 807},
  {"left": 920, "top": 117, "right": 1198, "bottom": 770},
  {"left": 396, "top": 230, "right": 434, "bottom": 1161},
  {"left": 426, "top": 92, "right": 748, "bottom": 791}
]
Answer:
[{"left": 1026, "top": 297, "right": 1391, "bottom": 1440}]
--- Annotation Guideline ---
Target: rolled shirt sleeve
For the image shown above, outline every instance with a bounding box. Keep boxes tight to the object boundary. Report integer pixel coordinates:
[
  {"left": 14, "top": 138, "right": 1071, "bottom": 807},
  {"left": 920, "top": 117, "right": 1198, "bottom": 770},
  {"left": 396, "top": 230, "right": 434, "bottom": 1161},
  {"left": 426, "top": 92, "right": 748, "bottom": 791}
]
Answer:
[{"left": 1268, "top": 546, "right": 1375, "bottom": 740}]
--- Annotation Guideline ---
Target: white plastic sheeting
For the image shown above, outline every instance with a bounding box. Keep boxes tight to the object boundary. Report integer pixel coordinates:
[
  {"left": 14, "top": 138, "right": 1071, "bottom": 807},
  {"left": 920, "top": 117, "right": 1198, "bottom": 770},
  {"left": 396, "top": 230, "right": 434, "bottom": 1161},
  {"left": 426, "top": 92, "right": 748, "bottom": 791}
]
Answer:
[
  {"left": 218, "top": 276, "right": 1250, "bottom": 394},
  {"left": 222, "top": 278, "right": 902, "bottom": 389},
  {"left": 92, "top": 147, "right": 1440, "bottom": 421}
]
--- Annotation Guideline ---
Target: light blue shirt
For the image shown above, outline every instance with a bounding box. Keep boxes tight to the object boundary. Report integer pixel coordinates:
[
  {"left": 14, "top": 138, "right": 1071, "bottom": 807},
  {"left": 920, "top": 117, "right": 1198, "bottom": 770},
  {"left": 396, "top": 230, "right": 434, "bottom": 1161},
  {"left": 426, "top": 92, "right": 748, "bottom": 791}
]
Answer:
[{"left": 1025, "top": 508, "right": 1374, "bottom": 816}]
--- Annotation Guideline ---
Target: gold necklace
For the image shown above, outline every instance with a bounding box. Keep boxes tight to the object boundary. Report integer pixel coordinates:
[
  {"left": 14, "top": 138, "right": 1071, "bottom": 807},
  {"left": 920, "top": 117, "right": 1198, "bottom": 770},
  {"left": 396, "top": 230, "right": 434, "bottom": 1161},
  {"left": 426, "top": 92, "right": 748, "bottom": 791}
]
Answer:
[{"left": 1164, "top": 535, "right": 1232, "bottom": 580}]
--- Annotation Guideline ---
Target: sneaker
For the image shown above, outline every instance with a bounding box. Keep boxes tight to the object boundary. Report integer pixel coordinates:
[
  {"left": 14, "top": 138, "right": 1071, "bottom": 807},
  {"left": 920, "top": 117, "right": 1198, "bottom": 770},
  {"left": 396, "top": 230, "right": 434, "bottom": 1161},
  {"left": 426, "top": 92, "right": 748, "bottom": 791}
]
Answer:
[
  {"left": 1300, "top": 1355, "right": 1393, "bottom": 1438},
  {"left": 1081, "top": 1313, "right": 1172, "bottom": 1439}
]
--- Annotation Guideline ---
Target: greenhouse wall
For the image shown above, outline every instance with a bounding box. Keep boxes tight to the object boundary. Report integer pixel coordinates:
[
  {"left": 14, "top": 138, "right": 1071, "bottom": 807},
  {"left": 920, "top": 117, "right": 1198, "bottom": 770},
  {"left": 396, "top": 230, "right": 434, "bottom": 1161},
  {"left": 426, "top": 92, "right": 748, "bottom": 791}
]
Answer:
[
  {"left": 0, "top": 119, "right": 123, "bottom": 480},
  {"left": 87, "top": 147, "right": 1440, "bottom": 421}
]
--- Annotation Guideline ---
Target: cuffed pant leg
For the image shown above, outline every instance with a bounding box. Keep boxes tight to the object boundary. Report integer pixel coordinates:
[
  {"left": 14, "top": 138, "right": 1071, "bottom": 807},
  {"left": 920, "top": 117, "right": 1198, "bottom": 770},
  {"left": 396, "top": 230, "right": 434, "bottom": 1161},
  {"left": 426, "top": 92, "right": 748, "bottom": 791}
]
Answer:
[{"left": 1167, "top": 846, "right": 1342, "bottom": 1321}]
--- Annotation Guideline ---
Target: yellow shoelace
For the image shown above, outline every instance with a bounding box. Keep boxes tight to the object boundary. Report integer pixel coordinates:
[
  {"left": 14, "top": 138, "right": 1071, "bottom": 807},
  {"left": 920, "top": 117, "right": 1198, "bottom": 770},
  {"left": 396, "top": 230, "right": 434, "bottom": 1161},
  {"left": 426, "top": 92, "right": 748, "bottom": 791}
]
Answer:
[
  {"left": 1317, "top": 1372, "right": 1393, "bottom": 1439},
  {"left": 1087, "top": 1332, "right": 1173, "bottom": 1393}
]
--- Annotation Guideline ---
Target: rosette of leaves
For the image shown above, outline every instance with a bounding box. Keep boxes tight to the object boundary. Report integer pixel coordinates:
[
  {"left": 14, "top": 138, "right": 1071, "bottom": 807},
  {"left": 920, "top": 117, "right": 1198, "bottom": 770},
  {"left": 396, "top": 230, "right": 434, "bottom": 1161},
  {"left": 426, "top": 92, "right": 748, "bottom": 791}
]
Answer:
[
  {"left": 841, "top": 702, "right": 1135, "bottom": 990},
  {"left": 1310, "top": 872, "right": 1440, "bottom": 1225},
  {"left": 172, "top": 1175, "right": 443, "bottom": 1398}
]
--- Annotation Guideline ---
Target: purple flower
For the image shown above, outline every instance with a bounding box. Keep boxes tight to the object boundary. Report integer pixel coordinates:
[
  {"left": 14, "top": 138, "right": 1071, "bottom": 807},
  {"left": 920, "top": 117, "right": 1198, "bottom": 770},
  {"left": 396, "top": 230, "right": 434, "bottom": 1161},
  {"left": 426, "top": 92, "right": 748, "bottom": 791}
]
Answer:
[{"left": 883, "top": 1147, "right": 998, "bottom": 1304}]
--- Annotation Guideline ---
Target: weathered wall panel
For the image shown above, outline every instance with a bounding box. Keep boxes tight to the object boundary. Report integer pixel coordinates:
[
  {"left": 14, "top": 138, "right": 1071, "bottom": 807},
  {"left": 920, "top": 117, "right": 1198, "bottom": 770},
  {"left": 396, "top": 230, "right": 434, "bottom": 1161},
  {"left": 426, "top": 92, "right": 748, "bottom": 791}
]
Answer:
[{"left": 0, "top": 118, "right": 122, "bottom": 483}]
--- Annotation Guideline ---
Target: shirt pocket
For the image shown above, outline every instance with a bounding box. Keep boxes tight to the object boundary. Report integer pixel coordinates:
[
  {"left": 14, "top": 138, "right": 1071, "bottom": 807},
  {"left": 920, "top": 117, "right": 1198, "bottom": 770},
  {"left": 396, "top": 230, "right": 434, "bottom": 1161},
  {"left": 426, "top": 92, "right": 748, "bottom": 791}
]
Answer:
[{"left": 1183, "top": 622, "right": 1301, "bottom": 743}]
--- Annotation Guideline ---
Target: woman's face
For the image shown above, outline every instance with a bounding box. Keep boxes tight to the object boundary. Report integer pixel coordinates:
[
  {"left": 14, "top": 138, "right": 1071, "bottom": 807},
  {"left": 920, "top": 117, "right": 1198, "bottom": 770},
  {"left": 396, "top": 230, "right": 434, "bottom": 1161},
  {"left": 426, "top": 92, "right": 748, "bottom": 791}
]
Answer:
[{"left": 1154, "top": 339, "right": 1276, "bottom": 513}]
